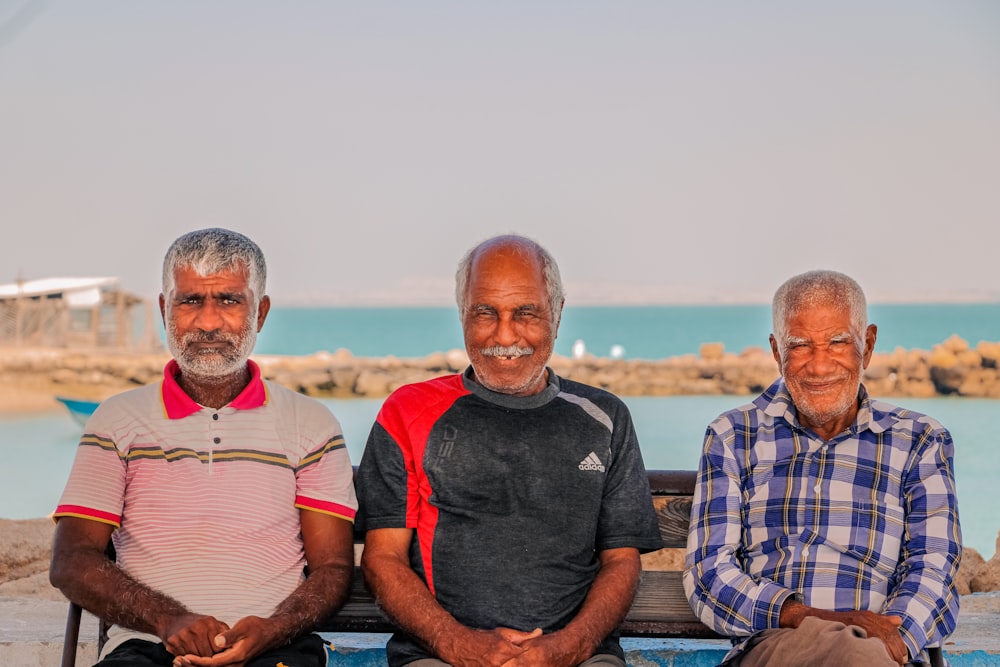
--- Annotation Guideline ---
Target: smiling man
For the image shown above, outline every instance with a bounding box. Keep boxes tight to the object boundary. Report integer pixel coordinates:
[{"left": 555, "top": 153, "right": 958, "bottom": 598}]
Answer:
[
  {"left": 356, "top": 234, "right": 662, "bottom": 667},
  {"left": 50, "top": 228, "right": 357, "bottom": 667},
  {"left": 683, "top": 270, "right": 962, "bottom": 667}
]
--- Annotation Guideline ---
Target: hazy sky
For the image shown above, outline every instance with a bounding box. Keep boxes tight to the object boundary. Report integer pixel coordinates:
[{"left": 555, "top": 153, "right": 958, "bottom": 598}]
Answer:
[{"left": 2, "top": 1, "right": 998, "bottom": 306}]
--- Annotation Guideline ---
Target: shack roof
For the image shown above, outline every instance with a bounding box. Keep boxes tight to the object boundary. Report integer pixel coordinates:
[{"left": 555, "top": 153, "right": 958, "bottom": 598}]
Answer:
[{"left": 0, "top": 277, "right": 120, "bottom": 300}]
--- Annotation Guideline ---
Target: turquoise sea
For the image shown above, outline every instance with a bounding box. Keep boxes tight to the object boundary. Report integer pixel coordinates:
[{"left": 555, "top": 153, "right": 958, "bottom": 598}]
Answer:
[
  {"left": 254, "top": 303, "right": 1000, "bottom": 360},
  {"left": 3, "top": 304, "right": 998, "bottom": 556}
]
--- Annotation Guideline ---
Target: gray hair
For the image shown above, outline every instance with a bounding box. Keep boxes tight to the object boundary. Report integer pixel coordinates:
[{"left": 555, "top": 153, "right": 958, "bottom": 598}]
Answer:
[
  {"left": 162, "top": 228, "right": 267, "bottom": 303},
  {"left": 455, "top": 234, "right": 564, "bottom": 326},
  {"left": 772, "top": 270, "right": 867, "bottom": 353}
]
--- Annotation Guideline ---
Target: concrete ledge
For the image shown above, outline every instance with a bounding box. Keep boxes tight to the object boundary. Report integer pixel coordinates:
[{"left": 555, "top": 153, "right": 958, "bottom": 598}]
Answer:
[{"left": 319, "top": 634, "right": 1000, "bottom": 667}]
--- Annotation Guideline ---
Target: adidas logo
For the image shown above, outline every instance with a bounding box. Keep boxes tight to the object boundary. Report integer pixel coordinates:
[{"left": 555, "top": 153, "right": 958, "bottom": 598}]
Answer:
[{"left": 578, "top": 452, "right": 605, "bottom": 472}]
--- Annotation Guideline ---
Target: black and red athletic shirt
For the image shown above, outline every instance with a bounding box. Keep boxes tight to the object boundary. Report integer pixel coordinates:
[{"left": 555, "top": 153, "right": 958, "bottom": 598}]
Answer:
[{"left": 357, "top": 367, "right": 663, "bottom": 665}]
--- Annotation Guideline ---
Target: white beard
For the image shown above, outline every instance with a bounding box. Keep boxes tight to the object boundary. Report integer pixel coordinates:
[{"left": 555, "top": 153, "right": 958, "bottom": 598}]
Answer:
[{"left": 166, "top": 316, "right": 257, "bottom": 380}]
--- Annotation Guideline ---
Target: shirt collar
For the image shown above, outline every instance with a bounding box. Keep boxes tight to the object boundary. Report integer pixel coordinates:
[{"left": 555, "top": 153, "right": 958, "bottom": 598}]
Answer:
[
  {"left": 160, "top": 359, "right": 267, "bottom": 419},
  {"left": 461, "top": 365, "right": 561, "bottom": 409},
  {"left": 759, "top": 378, "right": 889, "bottom": 436}
]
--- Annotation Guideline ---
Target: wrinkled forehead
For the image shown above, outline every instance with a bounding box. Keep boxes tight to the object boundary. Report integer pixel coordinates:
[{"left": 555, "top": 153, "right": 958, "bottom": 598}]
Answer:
[
  {"left": 779, "top": 302, "right": 861, "bottom": 344},
  {"left": 167, "top": 261, "right": 256, "bottom": 298}
]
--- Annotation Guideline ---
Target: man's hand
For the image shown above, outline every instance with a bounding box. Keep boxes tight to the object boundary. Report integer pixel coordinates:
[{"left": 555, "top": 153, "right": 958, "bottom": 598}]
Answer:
[
  {"left": 498, "top": 629, "right": 585, "bottom": 667},
  {"left": 780, "top": 600, "right": 908, "bottom": 666},
  {"left": 170, "top": 615, "right": 278, "bottom": 667},
  {"left": 842, "top": 612, "right": 907, "bottom": 667},
  {"left": 434, "top": 627, "right": 539, "bottom": 667},
  {"left": 159, "top": 613, "right": 230, "bottom": 661}
]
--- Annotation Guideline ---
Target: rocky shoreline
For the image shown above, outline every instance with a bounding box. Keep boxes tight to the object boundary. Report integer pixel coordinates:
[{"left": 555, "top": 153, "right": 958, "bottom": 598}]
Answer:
[{"left": 2, "top": 335, "right": 1000, "bottom": 403}]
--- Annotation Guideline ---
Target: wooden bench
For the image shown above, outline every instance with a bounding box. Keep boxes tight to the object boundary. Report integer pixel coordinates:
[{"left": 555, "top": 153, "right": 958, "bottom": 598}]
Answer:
[{"left": 59, "top": 469, "right": 944, "bottom": 666}]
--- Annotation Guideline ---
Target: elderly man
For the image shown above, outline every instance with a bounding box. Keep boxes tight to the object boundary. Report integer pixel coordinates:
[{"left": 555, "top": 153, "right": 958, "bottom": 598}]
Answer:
[
  {"left": 356, "top": 234, "right": 662, "bottom": 667},
  {"left": 683, "top": 270, "right": 961, "bottom": 667},
  {"left": 50, "top": 228, "right": 357, "bottom": 667}
]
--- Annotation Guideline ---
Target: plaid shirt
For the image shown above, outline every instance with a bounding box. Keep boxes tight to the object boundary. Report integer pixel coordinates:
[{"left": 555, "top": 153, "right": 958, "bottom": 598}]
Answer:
[{"left": 683, "top": 379, "right": 961, "bottom": 663}]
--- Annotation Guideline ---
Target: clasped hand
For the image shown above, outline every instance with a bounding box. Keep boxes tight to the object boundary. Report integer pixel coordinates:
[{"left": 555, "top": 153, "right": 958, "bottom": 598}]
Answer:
[
  {"left": 164, "top": 614, "right": 275, "bottom": 667},
  {"left": 833, "top": 610, "right": 908, "bottom": 667},
  {"left": 439, "top": 627, "right": 585, "bottom": 667}
]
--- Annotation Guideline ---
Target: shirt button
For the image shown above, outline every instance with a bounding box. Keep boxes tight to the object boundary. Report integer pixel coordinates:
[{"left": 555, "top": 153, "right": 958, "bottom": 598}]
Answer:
[
  {"left": 814, "top": 484, "right": 821, "bottom": 493},
  {"left": 213, "top": 437, "right": 221, "bottom": 444},
  {"left": 213, "top": 413, "right": 219, "bottom": 421},
  {"left": 801, "top": 547, "right": 810, "bottom": 557}
]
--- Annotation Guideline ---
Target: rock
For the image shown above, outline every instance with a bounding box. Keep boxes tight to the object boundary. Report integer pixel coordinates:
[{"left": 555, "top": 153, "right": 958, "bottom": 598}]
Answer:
[
  {"left": 957, "top": 548, "right": 985, "bottom": 596},
  {"left": 354, "top": 370, "right": 392, "bottom": 397},
  {"left": 978, "top": 341, "right": 1000, "bottom": 369},
  {"left": 970, "top": 532, "right": 1000, "bottom": 593},
  {"left": 941, "top": 335, "right": 970, "bottom": 354},
  {"left": 699, "top": 342, "right": 725, "bottom": 361}
]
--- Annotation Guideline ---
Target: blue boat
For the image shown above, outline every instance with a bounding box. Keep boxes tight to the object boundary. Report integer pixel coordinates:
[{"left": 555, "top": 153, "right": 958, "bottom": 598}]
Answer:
[{"left": 55, "top": 396, "right": 99, "bottom": 427}]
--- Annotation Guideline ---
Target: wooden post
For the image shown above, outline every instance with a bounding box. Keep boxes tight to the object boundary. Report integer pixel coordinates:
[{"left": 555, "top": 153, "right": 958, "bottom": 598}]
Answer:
[{"left": 116, "top": 289, "right": 127, "bottom": 348}]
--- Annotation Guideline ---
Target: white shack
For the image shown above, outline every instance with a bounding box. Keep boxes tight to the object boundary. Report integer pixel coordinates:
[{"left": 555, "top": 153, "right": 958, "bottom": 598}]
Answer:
[{"left": 0, "top": 277, "right": 155, "bottom": 349}]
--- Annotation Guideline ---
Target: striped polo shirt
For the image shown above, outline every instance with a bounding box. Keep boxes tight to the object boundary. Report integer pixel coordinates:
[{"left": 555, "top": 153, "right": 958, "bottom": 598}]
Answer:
[{"left": 54, "top": 360, "right": 357, "bottom": 656}]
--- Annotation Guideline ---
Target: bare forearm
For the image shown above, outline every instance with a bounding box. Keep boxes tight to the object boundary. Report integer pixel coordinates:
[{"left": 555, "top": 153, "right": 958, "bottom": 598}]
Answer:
[
  {"left": 363, "top": 554, "right": 465, "bottom": 654},
  {"left": 264, "top": 562, "right": 354, "bottom": 645},
  {"left": 51, "top": 549, "right": 189, "bottom": 638},
  {"left": 551, "top": 549, "right": 640, "bottom": 661}
]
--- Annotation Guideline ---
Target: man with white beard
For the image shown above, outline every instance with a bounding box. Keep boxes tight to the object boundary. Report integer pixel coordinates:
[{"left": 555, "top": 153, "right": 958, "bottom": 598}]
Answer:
[
  {"left": 683, "top": 270, "right": 961, "bottom": 667},
  {"left": 50, "top": 228, "right": 357, "bottom": 667}
]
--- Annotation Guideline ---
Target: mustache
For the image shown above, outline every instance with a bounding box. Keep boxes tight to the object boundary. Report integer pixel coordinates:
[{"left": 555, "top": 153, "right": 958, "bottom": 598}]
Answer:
[
  {"left": 180, "top": 331, "right": 240, "bottom": 346},
  {"left": 481, "top": 345, "right": 534, "bottom": 358}
]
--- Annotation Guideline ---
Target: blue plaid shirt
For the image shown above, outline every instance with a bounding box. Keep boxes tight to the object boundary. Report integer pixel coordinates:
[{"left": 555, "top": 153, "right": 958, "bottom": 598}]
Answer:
[{"left": 683, "top": 379, "right": 961, "bottom": 663}]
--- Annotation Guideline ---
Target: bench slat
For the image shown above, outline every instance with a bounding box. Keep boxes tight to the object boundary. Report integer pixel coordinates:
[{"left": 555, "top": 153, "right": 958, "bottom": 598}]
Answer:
[{"left": 654, "top": 496, "right": 692, "bottom": 549}]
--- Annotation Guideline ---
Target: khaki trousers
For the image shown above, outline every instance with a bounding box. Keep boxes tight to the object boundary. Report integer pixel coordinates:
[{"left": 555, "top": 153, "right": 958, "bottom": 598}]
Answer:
[
  {"left": 408, "top": 655, "right": 625, "bottom": 667},
  {"left": 729, "top": 616, "right": 901, "bottom": 667}
]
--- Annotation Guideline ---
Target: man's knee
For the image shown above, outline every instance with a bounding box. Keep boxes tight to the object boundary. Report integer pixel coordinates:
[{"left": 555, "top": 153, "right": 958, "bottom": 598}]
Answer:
[
  {"left": 95, "top": 639, "right": 173, "bottom": 666},
  {"left": 734, "top": 617, "right": 897, "bottom": 667}
]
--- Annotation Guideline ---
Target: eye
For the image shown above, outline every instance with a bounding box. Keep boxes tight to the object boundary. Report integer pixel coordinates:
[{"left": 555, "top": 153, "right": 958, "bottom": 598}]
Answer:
[{"left": 470, "top": 306, "right": 497, "bottom": 320}]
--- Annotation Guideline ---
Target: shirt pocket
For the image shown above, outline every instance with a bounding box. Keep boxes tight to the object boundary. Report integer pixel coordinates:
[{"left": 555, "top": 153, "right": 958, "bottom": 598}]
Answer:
[{"left": 844, "top": 500, "right": 905, "bottom": 578}]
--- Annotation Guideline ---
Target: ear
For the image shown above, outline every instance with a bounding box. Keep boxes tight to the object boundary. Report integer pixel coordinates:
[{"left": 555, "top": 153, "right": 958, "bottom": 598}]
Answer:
[
  {"left": 158, "top": 294, "right": 166, "bottom": 326},
  {"left": 553, "top": 298, "right": 565, "bottom": 336},
  {"left": 861, "top": 324, "right": 877, "bottom": 369},
  {"left": 256, "top": 295, "right": 271, "bottom": 332},
  {"left": 769, "top": 334, "right": 782, "bottom": 367}
]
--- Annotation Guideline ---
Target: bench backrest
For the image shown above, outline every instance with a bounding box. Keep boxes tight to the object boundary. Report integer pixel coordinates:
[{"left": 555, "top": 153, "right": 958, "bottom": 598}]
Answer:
[{"left": 329, "top": 469, "right": 711, "bottom": 637}]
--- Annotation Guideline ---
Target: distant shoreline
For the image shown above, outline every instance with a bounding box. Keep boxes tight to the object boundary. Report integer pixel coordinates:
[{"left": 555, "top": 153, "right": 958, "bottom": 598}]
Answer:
[
  {"left": 268, "top": 298, "right": 1000, "bottom": 308},
  {"left": 2, "top": 335, "right": 999, "bottom": 410}
]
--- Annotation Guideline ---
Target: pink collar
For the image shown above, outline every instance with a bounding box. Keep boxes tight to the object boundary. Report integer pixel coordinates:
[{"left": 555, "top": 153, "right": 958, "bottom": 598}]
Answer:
[{"left": 160, "top": 359, "right": 267, "bottom": 419}]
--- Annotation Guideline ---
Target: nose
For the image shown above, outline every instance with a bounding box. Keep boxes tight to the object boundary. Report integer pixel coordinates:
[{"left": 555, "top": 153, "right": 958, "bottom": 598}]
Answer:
[
  {"left": 805, "top": 344, "right": 837, "bottom": 374},
  {"left": 193, "top": 300, "right": 224, "bottom": 332},
  {"left": 492, "top": 313, "right": 519, "bottom": 347}
]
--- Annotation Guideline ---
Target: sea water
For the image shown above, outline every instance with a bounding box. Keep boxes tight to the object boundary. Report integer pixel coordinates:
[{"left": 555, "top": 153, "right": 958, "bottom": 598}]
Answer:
[
  {"left": 4, "top": 304, "right": 998, "bottom": 556},
  {"left": 253, "top": 303, "right": 1000, "bottom": 359},
  {"left": 3, "top": 394, "right": 995, "bottom": 557}
]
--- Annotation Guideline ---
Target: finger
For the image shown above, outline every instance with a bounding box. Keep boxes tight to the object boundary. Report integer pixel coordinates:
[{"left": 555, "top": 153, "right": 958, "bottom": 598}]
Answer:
[{"left": 496, "top": 626, "right": 543, "bottom": 645}]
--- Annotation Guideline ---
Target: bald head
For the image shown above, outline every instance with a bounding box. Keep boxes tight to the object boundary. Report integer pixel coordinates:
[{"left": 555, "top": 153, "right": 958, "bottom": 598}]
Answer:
[
  {"left": 455, "top": 234, "right": 564, "bottom": 328},
  {"left": 772, "top": 270, "right": 868, "bottom": 355}
]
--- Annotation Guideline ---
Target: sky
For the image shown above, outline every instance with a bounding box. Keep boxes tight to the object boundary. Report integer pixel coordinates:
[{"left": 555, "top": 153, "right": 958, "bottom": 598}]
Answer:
[{"left": 1, "top": 1, "right": 998, "bottom": 306}]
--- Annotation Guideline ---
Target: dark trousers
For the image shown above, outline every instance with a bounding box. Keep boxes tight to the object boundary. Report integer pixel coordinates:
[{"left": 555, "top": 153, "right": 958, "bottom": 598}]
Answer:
[{"left": 95, "top": 633, "right": 327, "bottom": 667}]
